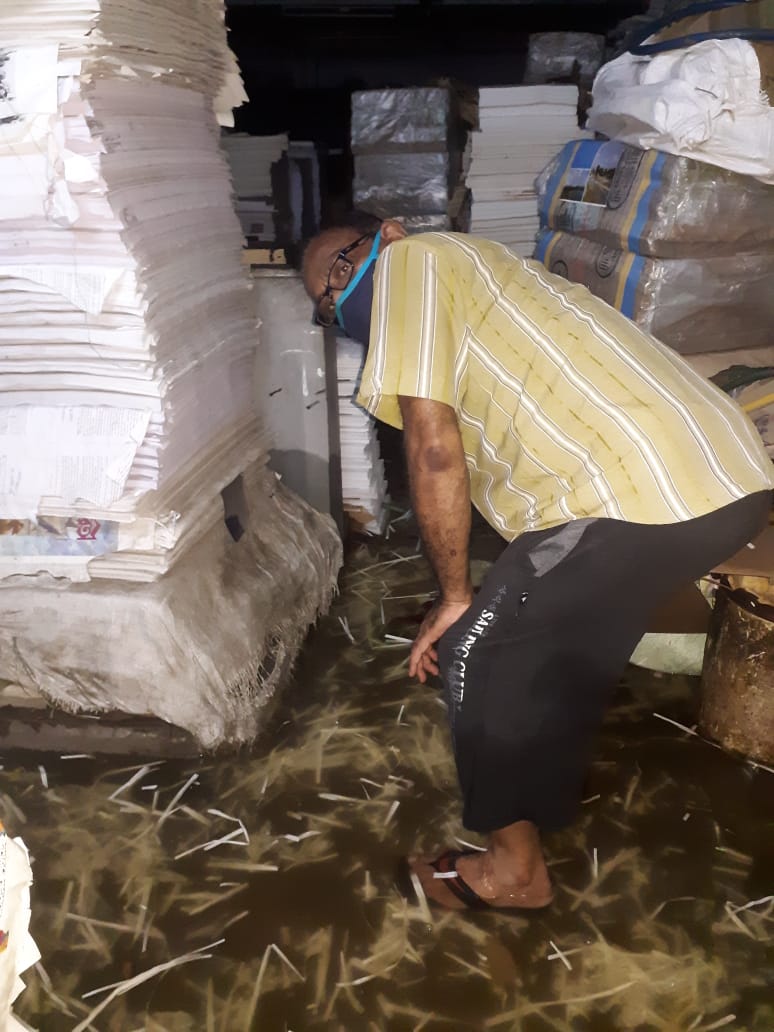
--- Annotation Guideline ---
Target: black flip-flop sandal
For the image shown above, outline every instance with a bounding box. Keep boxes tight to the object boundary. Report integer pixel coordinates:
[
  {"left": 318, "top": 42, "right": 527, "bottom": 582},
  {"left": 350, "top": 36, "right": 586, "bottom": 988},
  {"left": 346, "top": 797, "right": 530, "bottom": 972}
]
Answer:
[
  {"left": 399, "top": 849, "right": 552, "bottom": 914},
  {"left": 429, "top": 848, "right": 494, "bottom": 910}
]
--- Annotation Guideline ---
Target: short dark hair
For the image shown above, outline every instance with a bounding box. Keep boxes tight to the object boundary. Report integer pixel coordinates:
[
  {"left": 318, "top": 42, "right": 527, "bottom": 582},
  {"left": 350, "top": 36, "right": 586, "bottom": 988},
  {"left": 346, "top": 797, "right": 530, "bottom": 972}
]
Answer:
[{"left": 323, "top": 209, "right": 382, "bottom": 236}]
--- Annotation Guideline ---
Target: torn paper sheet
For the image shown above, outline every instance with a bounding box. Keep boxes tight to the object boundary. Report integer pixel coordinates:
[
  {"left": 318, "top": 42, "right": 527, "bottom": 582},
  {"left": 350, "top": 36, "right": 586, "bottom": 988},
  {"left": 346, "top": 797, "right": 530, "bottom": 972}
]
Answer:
[
  {"left": 0, "top": 45, "right": 60, "bottom": 120},
  {"left": 0, "top": 824, "right": 41, "bottom": 1032},
  {"left": 0, "top": 405, "right": 152, "bottom": 518}
]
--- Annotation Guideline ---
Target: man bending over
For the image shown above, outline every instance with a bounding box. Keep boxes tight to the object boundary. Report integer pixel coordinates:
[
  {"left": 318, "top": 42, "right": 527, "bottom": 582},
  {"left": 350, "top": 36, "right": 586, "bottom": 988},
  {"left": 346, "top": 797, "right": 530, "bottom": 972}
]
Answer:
[{"left": 302, "top": 220, "right": 773, "bottom": 912}]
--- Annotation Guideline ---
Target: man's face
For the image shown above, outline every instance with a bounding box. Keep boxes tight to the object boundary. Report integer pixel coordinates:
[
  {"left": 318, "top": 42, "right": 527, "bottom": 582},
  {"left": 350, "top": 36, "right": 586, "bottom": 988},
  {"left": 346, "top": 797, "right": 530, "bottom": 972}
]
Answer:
[
  {"left": 304, "top": 229, "right": 377, "bottom": 314},
  {"left": 302, "top": 220, "right": 408, "bottom": 318}
]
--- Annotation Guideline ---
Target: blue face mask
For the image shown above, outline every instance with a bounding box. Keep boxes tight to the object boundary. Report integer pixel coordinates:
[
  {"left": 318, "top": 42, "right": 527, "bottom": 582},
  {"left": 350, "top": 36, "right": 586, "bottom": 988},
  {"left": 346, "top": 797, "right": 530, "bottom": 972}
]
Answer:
[{"left": 335, "top": 231, "right": 381, "bottom": 346}]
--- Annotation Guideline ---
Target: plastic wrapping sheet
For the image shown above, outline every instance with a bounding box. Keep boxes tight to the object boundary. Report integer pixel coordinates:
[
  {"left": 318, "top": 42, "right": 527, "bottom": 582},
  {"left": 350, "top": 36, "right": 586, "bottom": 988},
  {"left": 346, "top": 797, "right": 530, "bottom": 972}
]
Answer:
[
  {"left": 398, "top": 213, "right": 453, "bottom": 234},
  {"left": 525, "top": 32, "right": 605, "bottom": 86},
  {"left": 351, "top": 87, "right": 451, "bottom": 153},
  {"left": 534, "top": 229, "right": 774, "bottom": 355},
  {"left": 538, "top": 139, "right": 774, "bottom": 258},
  {"left": 0, "top": 464, "right": 342, "bottom": 750},
  {"left": 354, "top": 152, "right": 454, "bottom": 217},
  {"left": 587, "top": 39, "right": 774, "bottom": 182}
]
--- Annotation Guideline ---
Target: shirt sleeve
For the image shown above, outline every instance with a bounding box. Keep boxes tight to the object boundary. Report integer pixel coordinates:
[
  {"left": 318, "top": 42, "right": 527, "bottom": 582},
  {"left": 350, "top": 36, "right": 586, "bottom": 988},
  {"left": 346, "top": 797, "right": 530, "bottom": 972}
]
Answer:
[{"left": 356, "top": 237, "right": 460, "bottom": 429}]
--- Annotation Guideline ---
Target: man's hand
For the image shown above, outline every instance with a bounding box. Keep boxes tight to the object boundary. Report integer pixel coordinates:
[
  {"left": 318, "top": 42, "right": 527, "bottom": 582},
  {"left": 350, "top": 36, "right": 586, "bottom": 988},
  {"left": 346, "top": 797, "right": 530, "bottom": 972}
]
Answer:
[{"left": 409, "top": 596, "right": 473, "bottom": 684}]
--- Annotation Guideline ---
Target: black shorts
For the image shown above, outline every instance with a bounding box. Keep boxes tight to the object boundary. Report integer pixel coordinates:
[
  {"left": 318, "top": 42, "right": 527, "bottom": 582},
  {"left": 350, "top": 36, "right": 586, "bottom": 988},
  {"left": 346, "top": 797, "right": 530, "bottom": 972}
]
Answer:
[{"left": 437, "top": 491, "right": 771, "bottom": 834}]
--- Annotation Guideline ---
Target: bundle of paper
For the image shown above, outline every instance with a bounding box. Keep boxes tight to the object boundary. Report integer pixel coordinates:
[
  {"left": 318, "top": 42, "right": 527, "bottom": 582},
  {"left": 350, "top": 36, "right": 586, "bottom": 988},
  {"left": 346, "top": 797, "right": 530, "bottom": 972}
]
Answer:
[
  {"left": 336, "top": 337, "right": 389, "bottom": 535},
  {"left": 467, "top": 85, "right": 588, "bottom": 255},
  {"left": 351, "top": 87, "right": 471, "bottom": 232},
  {"left": 0, "top": 1, "right": 343, "bottom": 747},
  {"left": 0, "top": 2, "right": 264, "bottom": 579},
  {"left": 221, "top": 133, "right": 288, "bottom": 199}
]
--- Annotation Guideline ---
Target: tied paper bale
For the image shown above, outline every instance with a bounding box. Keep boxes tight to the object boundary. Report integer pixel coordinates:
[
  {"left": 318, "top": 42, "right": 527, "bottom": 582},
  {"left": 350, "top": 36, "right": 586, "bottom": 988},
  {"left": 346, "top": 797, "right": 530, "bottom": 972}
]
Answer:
[
  {"left": 0, "top": 0, "right": 343, "bottom": 742},
  {"left": 538, "top": 139, "right": 774, "bottom": 258},
  {"left": 0, "top": 464, "right": 342, "bottom": 750},
  {"left": 534, "top": 229, "right": 774, "bottom": 356}
]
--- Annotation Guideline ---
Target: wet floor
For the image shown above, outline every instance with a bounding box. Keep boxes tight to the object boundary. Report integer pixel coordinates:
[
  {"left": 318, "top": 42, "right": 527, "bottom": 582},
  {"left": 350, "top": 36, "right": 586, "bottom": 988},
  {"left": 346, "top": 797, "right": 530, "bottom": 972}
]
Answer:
[{"left": 4, "top": 514, "right": 774, "bottom": 1031}]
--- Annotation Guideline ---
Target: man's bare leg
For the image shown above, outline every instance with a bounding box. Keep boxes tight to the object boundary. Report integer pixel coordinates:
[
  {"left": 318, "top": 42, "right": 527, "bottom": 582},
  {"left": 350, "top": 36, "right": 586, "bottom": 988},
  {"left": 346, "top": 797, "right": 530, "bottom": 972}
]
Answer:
[{"left": 409, "top": 819, "right": 553, "bottom": 910}]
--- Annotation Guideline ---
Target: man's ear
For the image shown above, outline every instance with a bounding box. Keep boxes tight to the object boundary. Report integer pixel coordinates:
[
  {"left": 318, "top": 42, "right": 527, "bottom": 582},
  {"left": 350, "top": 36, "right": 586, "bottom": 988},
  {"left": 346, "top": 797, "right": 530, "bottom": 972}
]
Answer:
[{"left": 380, "top": 219, "right": 408, "bottom": 245}]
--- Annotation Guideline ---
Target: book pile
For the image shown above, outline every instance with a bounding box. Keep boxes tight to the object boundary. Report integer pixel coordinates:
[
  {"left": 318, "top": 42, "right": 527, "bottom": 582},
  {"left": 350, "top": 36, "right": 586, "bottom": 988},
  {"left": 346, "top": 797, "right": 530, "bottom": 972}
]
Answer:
[
  {"left": 0, "top": 0, "right": 341, "bottom": 748},
  {"left": 467, "top": 85, "right": 585, "bottom": 254},
  {"left": 336, "top": 337, "right": 389, "bottom": 534}
]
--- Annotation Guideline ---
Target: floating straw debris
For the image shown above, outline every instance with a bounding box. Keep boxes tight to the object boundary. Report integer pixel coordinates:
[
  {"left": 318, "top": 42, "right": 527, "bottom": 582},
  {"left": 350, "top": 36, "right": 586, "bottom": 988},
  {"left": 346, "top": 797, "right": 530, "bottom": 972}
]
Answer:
[
  {"left": 384, "top": 801, "right": 400, "bottom": 826},
  {"left": 338, "top": 616, "right": 356, "bottom": 644},
  {"left": 652, "top": 713, "right": 700, "bottom": 737},
  {"left": 75, "top": 941, "right": 223, "bottom": 1032},
  {"left": 409, "top": 872, "right": 433, "bottom": 925},
  {"left": 699, "top": 1016, "right": 737, "bottom": 1031},
  {"left": 547, "top": 940, "right": 573, "bottom": 971}
]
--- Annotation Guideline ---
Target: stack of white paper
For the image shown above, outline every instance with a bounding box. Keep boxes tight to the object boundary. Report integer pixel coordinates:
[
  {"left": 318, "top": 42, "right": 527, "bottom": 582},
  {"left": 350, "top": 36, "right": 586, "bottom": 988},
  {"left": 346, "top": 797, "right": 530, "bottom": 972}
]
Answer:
[
  {"left": 467, "top": 85, "right": 587, "bottom": 254},
  {"left": 221, "top": 133, "right": 288, "bottom": 243},
  {"left": 0, "top": 1, "right": 268, "bottom": 580},
  {"left": 222, "top": 132, "right": 288, "bottom": 198},
  {"left": 336, "top": 337, "right": 389, "bottom": 535}
]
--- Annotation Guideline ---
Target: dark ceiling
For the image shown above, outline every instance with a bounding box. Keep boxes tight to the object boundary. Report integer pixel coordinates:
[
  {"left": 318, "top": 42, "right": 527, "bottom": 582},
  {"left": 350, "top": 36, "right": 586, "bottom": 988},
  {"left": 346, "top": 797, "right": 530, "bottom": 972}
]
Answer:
[{"left": 226, "top": 1, "right": 645, "bottom": 143}]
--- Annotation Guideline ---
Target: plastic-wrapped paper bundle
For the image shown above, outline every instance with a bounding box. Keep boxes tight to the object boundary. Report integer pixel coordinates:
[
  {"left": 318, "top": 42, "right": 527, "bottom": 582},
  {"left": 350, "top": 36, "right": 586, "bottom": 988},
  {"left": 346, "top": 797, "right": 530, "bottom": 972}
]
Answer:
[
  {"left": 0, "top": 0, "right": 342, "bottom": 748},
  {"left": 351, "top": 87, "right": 469, "bottom": 230},
  {"left": 353, "top": 152, "right": 456, "bottom": 217},
  {"left": 525, "top": 32, "right": 605, "bottom": 88},
  {"left": 538, "top": 139, "right": 774, "bottom": 258},
  {"left": 351, "top": 87, "right": 452, "bottom": 151},
  {"left": 534, "top": 229, "right": 774, "bottom": 355}
]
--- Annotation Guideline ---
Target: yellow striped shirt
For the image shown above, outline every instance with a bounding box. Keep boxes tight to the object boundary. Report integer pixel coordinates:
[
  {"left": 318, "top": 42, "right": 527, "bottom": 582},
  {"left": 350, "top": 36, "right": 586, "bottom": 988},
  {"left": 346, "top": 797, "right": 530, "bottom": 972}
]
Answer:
[{"left": 357, "top": 233, "right": 773, "bottom": 539}]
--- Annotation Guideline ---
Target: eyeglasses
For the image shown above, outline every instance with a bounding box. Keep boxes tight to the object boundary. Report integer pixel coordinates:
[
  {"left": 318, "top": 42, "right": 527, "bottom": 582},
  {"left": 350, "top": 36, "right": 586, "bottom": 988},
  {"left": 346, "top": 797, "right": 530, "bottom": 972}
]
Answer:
[{"left": 314, "top": 232, "right": 375, "bottom": 327}]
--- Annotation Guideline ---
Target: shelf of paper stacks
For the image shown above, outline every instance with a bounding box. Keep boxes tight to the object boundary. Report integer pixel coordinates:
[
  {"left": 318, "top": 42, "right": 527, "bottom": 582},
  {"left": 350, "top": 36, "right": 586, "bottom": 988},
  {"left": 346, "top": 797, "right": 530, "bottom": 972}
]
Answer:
[
  {"left": 0, "top": 822, "right": 39, "bottom": 1032},
  {"left": 336, "top": 337, "right": 390, "bottom": 535},
  {"left": 534, "top": 137, "right": 774, "bottom": 356},
  {"left": 221, "top": 132, "right": 288, "bottom": 244},
  {"left": 0, "top": 0, "right": 342, "bottom": 749},
  {"left": 352, "top": 86, "right": 472, "bottom": 235},
  {"left": 466, "top": 85, "right": 590, "bottom": 255}
]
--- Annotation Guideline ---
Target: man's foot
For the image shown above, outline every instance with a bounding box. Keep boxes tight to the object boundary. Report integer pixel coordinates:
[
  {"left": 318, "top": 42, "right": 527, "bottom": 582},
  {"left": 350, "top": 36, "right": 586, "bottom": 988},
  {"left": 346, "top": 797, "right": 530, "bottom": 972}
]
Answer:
[{"left": 409, "top": 846, "right": 554, "bottom": 912}]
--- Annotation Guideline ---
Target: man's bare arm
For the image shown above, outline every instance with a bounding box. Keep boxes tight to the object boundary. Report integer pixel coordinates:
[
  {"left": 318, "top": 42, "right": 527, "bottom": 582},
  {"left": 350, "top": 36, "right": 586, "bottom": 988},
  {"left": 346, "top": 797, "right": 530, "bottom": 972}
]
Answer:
[{"left": 399, "top": 396, "right": 473, "bottom": 682}]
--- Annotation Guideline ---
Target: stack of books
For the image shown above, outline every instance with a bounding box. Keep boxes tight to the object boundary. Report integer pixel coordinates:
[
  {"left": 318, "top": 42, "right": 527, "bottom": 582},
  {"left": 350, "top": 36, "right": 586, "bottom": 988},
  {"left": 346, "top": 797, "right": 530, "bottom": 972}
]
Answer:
[
  {"left": 467, "top": 85, "right": 586, "bottom": 254},
  {"left": 335, "top": 337, "right": 389, "bottom": 535}
]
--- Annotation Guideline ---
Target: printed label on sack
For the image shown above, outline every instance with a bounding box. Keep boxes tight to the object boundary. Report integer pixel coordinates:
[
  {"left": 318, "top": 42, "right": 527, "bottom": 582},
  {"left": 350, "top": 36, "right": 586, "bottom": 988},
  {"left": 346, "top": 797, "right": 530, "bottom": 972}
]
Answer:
[
  {"left": 0, "top": 516, "right": 118, "bottom": 556},
  {"left": 594, "top": 247, "right": 622, "bottom": 278},
  {"left": 554, "top": 140, "right": 637, "bottom": 233}
]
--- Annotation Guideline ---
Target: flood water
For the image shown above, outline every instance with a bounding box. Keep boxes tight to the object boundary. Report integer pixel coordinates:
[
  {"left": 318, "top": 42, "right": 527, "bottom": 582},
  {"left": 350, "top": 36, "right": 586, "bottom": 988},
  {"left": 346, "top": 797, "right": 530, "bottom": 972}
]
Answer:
[{"left": 3, "top": 515, "right": 773, "bottom": 1031}]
